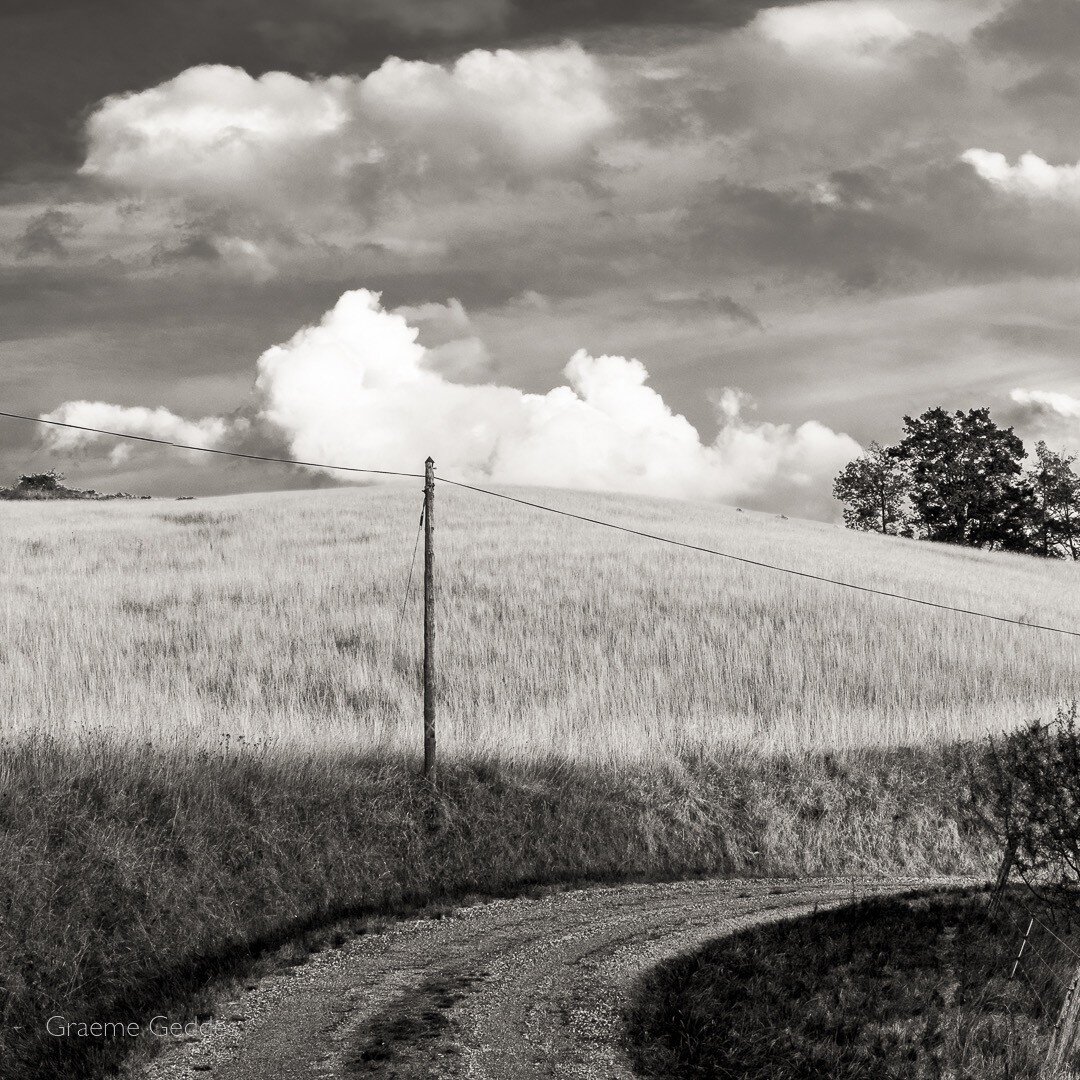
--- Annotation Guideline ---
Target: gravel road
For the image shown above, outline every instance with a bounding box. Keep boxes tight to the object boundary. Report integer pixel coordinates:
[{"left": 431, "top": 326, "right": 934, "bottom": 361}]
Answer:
[{"left": 140, "top": 876, "right": 960, "bottom": 1080}]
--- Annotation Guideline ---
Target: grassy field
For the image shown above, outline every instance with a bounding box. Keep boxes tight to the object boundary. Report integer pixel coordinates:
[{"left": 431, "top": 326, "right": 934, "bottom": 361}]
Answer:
[
  {"left": 1, "top": 482, "right": 1078, "bottom": 758},
  {"left": 1, "top": 482, "right": 1076, "bottom": 1077},
  {"left": 627, "top": 887, "right": 1080, "bottom": 1079}
]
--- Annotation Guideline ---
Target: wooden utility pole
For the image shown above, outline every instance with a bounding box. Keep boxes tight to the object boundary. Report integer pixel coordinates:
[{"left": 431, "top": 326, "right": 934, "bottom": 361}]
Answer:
[
  {"left": 423, "top": 457, "right": 436, "bottom": 780},
  {"left": 1043, "top": 962, "right": 1080, "bottom": 1080}
]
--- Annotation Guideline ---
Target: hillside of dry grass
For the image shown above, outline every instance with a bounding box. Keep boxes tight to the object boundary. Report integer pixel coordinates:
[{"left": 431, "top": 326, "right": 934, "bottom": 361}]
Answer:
[
  {"left": 1, "top": 482, "right": 1075, "bottom": 1078},
  {"left": 1, "top": 482, "right": 1078, "bottom": 757}
]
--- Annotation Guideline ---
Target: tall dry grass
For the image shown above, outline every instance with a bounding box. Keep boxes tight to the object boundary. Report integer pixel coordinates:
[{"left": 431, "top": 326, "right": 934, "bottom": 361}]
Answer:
[
  {"left": 0, "top": 482, "right": 1076, "bottom": 758},
  {"left": 1, "top": 482, "right": 1059, "bottom": 1078}
]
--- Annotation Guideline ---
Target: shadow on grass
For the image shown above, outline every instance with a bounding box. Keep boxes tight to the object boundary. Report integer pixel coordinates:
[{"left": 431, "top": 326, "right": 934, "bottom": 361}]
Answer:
[{"left": 627, "top": 887, "right": 1080, "bottom": 1080}]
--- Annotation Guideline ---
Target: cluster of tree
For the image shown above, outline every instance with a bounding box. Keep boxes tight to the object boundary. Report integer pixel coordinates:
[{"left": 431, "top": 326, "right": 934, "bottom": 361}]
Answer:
[
  {"left": 17, "top": 470, "right": 65, "bottom": 492},
  {"left": 0, "top": 470, "right": 141, "bottom": 502},
  {"left": 834, "top": 407, "right": 1080, "bottom": 558}
]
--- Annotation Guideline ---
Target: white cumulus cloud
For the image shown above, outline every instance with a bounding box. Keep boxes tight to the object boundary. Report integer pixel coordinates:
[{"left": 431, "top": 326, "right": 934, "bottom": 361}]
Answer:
[
  {"left": 41, "top": 291, "right": 860, "bottom": 513},
  {"left": 251, "top": 290, "right": 860, "bottom": 507},
  {"left": 39, "top": 402, "right": 231, "bottom": 465},
  {"left": 962, "top": 150, "right": 1080, "bottom": 198},
  {"left": 1011, "top": 388, "right": 1080, "bottom": 419},
  {"left": 80, "top": 44, "right": 614, "bottom": 209}
]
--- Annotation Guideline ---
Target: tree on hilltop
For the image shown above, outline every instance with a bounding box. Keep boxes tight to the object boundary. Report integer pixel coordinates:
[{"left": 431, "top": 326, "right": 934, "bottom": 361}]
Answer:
[
  {"left": 1028, "top": 441, "right": 1080, "bottom": 559},
  {"left": 892, "top": 407, "right": 1032, "bottom": 552},
  {"left": 833, "top": 406, "right": 1080, "bottom": 559},
  {"left": 831, "top": 442, "right": 911, "bottom": 535}
]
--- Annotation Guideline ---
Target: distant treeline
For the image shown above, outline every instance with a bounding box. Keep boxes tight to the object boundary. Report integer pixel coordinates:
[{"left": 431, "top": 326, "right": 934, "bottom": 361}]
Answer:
[
  {"left": 834, "top": 407, "right": 1080, "bottom": 558},
  {"left": 0, "top": 470, "right": 144, "bottom": 502}
]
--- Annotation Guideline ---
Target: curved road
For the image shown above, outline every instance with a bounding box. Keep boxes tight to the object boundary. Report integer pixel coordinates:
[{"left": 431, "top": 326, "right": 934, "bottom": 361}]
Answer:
[{"left": 141, "top": 876, "right": 958, "bottom": 1080}]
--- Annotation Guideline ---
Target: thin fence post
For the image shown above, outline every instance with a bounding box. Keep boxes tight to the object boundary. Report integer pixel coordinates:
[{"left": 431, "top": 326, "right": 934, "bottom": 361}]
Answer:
[
  {"left": 422, "top": 457, "right": 436, "bottom": 781},
  {"left": 1011, "top": 917, "right": 1034, "bottom": 982},
  {"left": 1043, "top": 962, "right": 1080, "bottom": 1080}
]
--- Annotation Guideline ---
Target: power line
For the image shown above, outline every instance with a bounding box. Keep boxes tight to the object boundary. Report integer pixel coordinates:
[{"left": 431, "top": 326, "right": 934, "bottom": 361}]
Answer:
[
  {"left": 436, "top": 477, "right": 1080, "bottom": 640},
  {"left": 3, "top": 408, "right": 1080, "bottom": 640},
  {"left": 0, "top": 410, "right": 423, "bottom": 481}
]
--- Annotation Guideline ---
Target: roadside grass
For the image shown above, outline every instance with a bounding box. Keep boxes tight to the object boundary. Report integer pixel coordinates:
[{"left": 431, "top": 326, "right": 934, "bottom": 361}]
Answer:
[
  {"left": 0, "top": 736, "right": 988, "bottom": 1079},
  {"left": 627, "top": 887, "right": 1080, "bottom": 1080}
]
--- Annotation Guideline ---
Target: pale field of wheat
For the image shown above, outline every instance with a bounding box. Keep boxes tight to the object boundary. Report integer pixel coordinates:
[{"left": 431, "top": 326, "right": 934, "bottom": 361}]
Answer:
[{"left": 1, "top": 481, "right": 1077, "bottom": 760}]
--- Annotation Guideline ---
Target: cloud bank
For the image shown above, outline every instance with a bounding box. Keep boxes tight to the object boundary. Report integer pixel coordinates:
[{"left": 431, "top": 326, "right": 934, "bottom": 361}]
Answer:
[
  {"left": 80, "top": 44, "right": 614, "bottom": 209},
  {"left": 40, "top": 289, "right": 860, "bottom": 513},
  {"left": 391, "top": 298, "right": 495, "bottom": 380},
  {"left": 1012, "top": 387, "right": 1080, "bottom": 419}
]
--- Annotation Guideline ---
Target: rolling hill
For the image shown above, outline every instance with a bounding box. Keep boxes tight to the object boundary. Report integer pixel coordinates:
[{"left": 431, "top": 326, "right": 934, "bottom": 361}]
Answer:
[
  {"left": 1, "top": 482, "right": 1077, "bottom": 758},
  {"left": 7, "top": 480, "right": 1066, "bottom": 1077}
]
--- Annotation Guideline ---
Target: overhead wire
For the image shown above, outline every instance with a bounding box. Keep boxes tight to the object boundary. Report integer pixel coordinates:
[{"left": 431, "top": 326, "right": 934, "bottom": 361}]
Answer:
[
  {"left": 3, "top": 408, "right": 1080, "bottom": 639},
  {"left": 435, "top": 476, "right": 1080, "bottom": 639}
]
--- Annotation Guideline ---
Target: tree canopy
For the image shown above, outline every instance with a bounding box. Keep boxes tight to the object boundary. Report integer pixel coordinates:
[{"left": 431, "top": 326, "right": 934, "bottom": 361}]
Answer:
[
  {"left": 17, "top": 470, "right": 65, "bottom": 492},
  {"left": 833, "top": 407, "right": 1080, "bottom": 559}
]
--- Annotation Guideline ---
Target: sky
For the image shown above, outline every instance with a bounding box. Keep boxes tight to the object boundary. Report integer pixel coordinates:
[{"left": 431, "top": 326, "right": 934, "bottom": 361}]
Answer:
[{"left": 4, "top": 0, "right": 1080, "bottom": 517}]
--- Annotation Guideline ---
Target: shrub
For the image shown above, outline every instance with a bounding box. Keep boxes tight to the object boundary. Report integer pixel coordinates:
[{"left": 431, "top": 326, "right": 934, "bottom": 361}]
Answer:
[
  {"left": 970, "top": 705, "right": 1080, "bottom": 910},
  {"left": 17, "top": 470, "right": 65, "bottom": 492}
]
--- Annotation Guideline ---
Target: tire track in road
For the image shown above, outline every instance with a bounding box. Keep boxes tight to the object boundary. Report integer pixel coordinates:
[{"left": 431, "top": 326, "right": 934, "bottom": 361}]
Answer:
[{"left": 141, "top": 877, "right": 965, "bottom": 1080}]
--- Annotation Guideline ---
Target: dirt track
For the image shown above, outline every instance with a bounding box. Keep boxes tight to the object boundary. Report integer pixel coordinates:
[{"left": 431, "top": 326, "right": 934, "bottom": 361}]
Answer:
[{"left": 140, "top": 876, "right": 960, "bottom": 1080}]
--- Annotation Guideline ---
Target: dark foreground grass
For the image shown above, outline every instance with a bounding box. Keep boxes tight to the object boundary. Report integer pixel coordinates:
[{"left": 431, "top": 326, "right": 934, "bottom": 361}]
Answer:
[
  {"left": 1, "top": 736, "right": 990, "bottom": 1080},
  {"left": 628, "top": 888, "right": 1080, "bottom": 1080}
]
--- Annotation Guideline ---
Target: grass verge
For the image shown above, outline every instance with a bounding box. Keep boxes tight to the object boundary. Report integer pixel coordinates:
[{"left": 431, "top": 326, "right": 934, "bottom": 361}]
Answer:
[
  {"left": 1, "top": 736, "right": 990, "bottom": 1079},
  {"left": 627, "top": 887, "right": 1080, "bottom": 1080}
]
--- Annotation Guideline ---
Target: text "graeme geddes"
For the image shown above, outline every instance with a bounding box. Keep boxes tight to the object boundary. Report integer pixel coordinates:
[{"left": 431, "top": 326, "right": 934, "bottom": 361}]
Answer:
[{"left": 47, "top": 1016, "right": 226, "bottom": 1038}]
